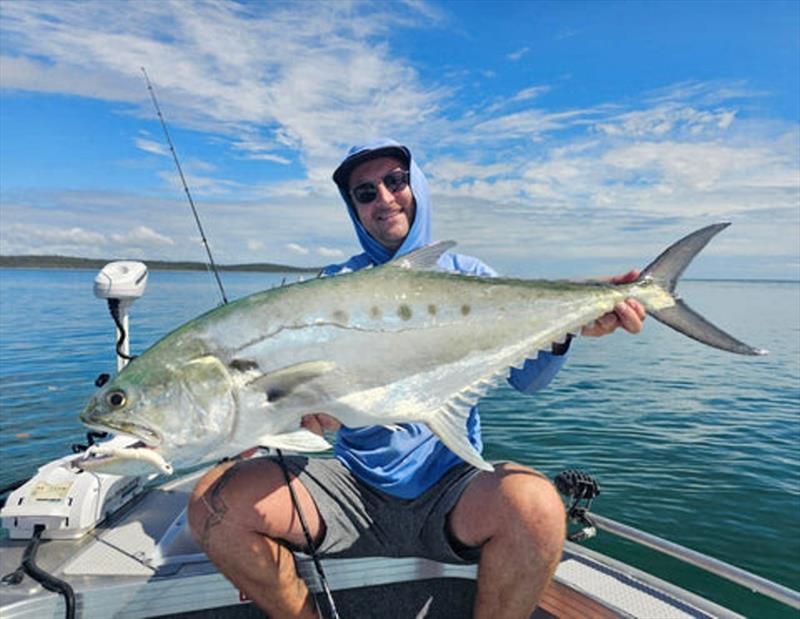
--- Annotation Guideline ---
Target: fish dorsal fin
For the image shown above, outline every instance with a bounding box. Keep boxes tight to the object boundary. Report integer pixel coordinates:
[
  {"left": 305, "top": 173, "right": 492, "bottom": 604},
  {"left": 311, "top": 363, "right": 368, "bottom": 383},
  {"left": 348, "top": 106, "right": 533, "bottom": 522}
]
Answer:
[
  {"left": 425, "top": 370, "right": 508, "bottom": 472},
  {"left": 236, "top": 360, "right": 336, "bottom": 401},
  {"left": 387, "top": 240, "right": 456, "bottom": 271}
]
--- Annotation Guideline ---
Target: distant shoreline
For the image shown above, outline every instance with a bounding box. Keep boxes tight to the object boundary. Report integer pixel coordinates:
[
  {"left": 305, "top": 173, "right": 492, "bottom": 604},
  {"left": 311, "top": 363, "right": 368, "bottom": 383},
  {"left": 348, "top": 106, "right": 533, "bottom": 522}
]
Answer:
[
  {"left": 0, "top": 255, "right": 796, "bottom": 283},
  {"left": 0, "top": 255, "right": 320, "bottom": 273}
]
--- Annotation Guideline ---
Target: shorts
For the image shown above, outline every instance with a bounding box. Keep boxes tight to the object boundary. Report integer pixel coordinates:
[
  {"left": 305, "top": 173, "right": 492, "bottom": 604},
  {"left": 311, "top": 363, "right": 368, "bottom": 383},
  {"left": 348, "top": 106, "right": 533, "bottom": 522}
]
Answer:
[{"left": 278, "top": 456, "right": 483, "bottom": 564}]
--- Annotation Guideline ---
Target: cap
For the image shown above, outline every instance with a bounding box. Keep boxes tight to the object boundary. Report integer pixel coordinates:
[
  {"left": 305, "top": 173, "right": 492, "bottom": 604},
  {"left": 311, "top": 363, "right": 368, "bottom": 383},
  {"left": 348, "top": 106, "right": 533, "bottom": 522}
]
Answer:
[{"left": 332, "top": 144, "right": 411, "bottom": 189}]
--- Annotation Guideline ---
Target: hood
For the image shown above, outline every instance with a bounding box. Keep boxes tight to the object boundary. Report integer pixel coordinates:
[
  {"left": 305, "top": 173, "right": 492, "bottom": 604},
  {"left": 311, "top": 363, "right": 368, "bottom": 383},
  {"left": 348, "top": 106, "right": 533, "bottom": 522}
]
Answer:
[{"left": 333, "top": 138, "right": 432, "bottom": 265}]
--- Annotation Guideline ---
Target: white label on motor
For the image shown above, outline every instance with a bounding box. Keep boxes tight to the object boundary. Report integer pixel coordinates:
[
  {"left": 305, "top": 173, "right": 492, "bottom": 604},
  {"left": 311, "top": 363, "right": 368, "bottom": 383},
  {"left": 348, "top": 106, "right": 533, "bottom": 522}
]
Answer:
[{"left": 32, "top": 482, "right": 73, "bottom": 501}]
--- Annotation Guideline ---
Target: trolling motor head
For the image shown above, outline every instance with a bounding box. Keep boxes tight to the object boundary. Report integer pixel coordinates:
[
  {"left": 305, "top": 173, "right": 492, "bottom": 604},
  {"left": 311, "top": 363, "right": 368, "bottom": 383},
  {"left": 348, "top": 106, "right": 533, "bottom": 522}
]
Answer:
[
  {"left": 94, "top": 261, "right": 148, "bottom": 373},
  {"left": 94, "top": 261, "right": 148, "bottom": 303}
]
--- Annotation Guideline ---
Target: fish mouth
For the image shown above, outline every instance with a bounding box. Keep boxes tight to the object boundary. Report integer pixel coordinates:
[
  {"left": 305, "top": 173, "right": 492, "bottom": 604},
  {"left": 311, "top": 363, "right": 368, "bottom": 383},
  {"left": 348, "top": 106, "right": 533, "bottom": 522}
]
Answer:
[{"left": 82, "top": 417, "right": 163, "bottom": 448}]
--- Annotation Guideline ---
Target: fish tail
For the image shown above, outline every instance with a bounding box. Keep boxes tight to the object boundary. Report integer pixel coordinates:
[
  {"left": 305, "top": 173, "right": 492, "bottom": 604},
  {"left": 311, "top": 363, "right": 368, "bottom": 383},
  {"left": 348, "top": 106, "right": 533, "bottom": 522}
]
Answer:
[{"left": 640, "top": 223, "right": 767, "bottom": 356}]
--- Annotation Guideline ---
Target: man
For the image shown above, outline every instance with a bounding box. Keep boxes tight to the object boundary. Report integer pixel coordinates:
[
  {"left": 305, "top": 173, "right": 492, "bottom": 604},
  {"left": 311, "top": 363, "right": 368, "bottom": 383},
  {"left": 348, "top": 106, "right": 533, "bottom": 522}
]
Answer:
[{"left": 187, "top": 139, "right": 645, "bottom": 618}]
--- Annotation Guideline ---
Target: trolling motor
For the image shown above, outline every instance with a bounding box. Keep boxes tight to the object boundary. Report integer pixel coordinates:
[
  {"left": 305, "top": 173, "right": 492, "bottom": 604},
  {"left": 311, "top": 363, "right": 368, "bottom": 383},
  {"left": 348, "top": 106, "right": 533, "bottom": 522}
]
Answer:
[
  {"left": 69, "top": 261, "right": 148, "bottom": 450},
  {"left": 555, "top": 469, "right": 601, "bottom": 542}
]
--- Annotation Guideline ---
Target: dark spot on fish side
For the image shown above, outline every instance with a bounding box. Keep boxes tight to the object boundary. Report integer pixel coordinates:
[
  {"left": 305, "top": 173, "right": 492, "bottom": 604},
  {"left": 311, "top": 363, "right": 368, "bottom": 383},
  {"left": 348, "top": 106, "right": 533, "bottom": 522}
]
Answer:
[
  {"left": 267, "top": 388, "right": 286, "bottom": 402},
  {"left": 332, "top": 309, "right": 348, "bottom": 323},
  {"left": 461, "top": 304, "right": 471, "bottom": 316},
  {"left": 230, "top": 359, "right": 259, "bottom": 372},
  {"left": 398, "top": 304, "right": 413, "bottom": 321},
  {"left": 427, "top": 304, "right": 437, "bottom": 316},
  {"left": 371, "top": 306, "right": 382, "bottom": 319}
]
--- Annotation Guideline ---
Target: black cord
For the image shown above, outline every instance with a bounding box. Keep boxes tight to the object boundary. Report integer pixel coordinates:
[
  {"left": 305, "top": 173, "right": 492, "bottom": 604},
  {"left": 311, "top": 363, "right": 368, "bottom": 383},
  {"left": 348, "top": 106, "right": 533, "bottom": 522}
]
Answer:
[
  {"left": 12, "top": 525, "right": 76, "bottom": 619},
  {"left": 107, "top": 299, "right": 136, "bottom": 361},
  {"left": 275, "top": 449, "right": 340, "bottom": 619},
  {"left": 71, "top": 430, "right": 109, "bottom": 454}
]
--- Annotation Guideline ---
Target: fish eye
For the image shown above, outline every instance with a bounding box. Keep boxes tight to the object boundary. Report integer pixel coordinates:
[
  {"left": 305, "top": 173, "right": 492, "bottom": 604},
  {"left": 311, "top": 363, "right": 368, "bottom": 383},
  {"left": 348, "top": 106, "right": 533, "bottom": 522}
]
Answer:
[{"left": 106, "top": 390, "right": 127, "bottom": 409}]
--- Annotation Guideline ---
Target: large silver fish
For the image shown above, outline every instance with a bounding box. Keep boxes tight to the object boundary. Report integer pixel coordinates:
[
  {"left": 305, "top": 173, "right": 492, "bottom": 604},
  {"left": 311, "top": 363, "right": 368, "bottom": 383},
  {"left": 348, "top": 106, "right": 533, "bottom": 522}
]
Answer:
[{"left": 78, "top": 223, "right": 765, "bottom": 475}]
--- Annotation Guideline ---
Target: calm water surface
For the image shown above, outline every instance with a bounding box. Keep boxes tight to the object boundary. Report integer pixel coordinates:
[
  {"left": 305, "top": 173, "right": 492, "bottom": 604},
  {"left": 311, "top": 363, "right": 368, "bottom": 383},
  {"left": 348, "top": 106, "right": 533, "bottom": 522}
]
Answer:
[{"left": 1, "top": 268, "right": 798, "bottom": 617}]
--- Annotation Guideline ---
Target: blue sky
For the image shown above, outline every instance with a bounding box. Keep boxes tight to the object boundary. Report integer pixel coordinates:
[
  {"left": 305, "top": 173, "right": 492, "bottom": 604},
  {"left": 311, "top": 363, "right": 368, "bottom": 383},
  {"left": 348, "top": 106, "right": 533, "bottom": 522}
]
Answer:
[{"left": 1, "top": 0, "right": 798, "bottom": 278}]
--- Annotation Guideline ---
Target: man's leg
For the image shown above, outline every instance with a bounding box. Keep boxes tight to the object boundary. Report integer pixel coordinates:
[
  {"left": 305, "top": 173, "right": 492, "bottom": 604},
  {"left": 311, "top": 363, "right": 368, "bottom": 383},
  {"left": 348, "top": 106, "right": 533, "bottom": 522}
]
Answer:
[
  {"left": 447, "top": 462, "right": 566, "bottom": 619},
  {"left": 187, "top": 458, "right": 323, "bottom": 619}
]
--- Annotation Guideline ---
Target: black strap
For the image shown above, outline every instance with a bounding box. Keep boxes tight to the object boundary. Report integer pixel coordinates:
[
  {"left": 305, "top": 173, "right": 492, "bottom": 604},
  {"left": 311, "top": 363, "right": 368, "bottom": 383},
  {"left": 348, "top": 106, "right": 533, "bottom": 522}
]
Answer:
[{"left": 275, "top": 449, "right": 340, "bottom": 619}]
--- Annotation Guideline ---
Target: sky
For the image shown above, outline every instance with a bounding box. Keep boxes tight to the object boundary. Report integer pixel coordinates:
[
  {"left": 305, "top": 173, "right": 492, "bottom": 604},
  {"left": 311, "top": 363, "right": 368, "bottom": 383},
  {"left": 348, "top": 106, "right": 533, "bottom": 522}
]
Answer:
[{"left": 0, "top": 0, "right": 798, "bottom": 279}]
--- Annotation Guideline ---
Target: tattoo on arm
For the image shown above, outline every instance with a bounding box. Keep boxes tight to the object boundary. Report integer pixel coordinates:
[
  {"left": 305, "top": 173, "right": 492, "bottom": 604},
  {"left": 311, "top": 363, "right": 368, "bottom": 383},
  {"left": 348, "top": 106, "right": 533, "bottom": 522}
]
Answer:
[{"left": 200, "top": 465, "right": 240, "bottom": 547}]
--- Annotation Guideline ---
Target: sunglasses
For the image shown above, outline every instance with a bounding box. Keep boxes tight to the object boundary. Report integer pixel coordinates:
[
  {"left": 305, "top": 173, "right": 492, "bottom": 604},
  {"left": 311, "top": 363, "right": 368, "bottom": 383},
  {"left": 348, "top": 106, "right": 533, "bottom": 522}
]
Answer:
[{"left": 350, "top": 170, "right": 410, "bottom": 205}]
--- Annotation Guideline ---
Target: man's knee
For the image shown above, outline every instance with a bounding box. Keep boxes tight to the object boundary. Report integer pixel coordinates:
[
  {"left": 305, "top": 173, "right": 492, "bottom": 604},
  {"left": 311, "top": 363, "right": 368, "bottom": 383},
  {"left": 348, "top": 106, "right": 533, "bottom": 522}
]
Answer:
[
  {"left": 187, "top": 458, "right": 309, "bottom": 550},
  {"left": 494, "top": 463, "right": 566, "bottom": 557}
]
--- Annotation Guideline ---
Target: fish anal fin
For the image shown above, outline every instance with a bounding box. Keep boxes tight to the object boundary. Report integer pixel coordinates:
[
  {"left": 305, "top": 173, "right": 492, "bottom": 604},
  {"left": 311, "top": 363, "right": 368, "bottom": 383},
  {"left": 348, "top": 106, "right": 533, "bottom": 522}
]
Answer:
[
  {"left": 425, "top": 379, "right": 501, "bottom": 471},
  {"left": 427, "top": 405, "right": 493, "bottom": 472},
  {"left": 256, "top": 429, "right": 332, "bottom": 453}
]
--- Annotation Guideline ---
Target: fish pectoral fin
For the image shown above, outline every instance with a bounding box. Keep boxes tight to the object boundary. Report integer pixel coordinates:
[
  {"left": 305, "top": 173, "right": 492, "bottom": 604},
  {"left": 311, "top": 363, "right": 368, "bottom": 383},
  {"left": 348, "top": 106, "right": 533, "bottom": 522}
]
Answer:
[
  {"left": 386, "top": 240, "right": 456, "bottom": 271},
  {"left": 255, "top": 429, "right": 332, "bottom": 453},
  {"left": 245, "top": 360, "right": 336, "bottom": 402}
]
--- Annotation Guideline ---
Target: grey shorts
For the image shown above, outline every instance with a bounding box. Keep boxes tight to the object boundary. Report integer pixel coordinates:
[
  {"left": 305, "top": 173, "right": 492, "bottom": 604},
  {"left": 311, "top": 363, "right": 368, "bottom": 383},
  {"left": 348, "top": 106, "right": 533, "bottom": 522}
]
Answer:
[{"left": 278, "top": 456, "right": 483, "bottom": 564}]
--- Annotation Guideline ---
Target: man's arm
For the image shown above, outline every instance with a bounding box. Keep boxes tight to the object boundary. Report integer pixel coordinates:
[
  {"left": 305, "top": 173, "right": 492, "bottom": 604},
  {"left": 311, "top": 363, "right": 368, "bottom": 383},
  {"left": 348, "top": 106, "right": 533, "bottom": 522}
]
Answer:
[{"left": 508, "top": 349, "right": 570, "bottom": 395}]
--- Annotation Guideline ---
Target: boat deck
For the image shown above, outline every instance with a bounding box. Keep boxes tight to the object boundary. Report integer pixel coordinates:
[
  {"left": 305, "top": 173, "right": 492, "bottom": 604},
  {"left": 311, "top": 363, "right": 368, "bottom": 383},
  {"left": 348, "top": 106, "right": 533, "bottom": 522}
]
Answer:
[{"left": 0, "top": 469, "right": 743, "bottom": 618}]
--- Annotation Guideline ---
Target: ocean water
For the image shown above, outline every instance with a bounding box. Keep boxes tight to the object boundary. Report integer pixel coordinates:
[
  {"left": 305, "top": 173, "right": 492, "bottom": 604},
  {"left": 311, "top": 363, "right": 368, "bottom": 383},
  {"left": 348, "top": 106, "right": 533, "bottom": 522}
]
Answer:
[{"left": 0, "top": 268, "right": 798, "bottom": 617}]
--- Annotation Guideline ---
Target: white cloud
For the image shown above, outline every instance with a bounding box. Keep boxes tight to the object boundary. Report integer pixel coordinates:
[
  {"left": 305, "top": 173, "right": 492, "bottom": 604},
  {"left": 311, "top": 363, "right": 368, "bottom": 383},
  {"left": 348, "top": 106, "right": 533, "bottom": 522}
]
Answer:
[
  {"left": 243, "top": 153, "right": 292, "bottom": 164},
  {"left": 0, "top": 222, "right": 174, "bottom": 255},
  {"left": 3, "top": 223, "right": 106, "bottom": 248},
  {"left": 594, "top": 104, "right": 738, "bottom": 138},
  {"left": 470, "top": 108, "right": 596, "bottom": 141},
  {"left": 111, "top": 225, "right": 174, "bottom": 246},
  {"left": 135, "top": 138, "right": 169, "bottom": 156},
  {"left": 157, "top": 168, "right": 239, "bottom": 196},
  {"left": 317, "top": 247, "right": 344, "bottom": 258},
  {"left": 506, "top": 47, "right": 529, "bottom": 61},
  {"left": 510, "top": 85, "right": 551, "bottom": 103},
  {"left": 286, "top": 243, "right": 310, "bottom": 255},
  {"left": 426, "top": 157, "right": 515, "bottom": 183}
]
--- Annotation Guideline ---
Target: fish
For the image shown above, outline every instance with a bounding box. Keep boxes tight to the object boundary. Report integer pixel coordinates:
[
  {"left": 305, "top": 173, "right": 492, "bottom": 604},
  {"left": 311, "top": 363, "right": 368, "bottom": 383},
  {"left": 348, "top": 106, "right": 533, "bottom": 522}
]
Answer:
[{"left": 78, "top": 223, "right": 765, "bottom": 476}]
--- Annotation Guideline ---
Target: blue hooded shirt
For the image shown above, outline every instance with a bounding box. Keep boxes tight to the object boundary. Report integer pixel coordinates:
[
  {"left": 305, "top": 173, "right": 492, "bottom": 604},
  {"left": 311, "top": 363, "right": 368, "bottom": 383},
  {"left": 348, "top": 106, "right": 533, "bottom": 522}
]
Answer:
[{"left": 324, "top": 138, "right": 568, "bottom": 499}]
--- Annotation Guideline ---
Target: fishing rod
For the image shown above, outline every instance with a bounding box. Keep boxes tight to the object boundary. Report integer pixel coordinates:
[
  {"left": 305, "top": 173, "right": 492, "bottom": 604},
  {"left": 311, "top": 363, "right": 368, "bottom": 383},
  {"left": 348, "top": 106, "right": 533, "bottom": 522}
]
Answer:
[
  {"left": 140, "top": 67, "right": 228, "bottom": 305},
  {"left": 140, "top": 68, "right": 339, "bottom": 619}
]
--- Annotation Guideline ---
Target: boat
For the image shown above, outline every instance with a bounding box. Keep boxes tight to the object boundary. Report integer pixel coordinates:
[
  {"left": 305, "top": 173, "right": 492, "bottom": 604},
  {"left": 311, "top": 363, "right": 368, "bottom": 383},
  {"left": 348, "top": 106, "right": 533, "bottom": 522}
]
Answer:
[{"left": 2, "top": 261, "right": 798, "bottom": 619}]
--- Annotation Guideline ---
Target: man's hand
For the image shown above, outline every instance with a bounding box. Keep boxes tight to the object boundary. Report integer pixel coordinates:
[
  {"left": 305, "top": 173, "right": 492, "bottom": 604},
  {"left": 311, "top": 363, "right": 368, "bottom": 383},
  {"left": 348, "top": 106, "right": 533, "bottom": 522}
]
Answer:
[
  {"left": 301, "top": 413, "right": 342, "bottom": 436},
  {"left": 581, "top": 270, "right": 646, "bottom": 337}
]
